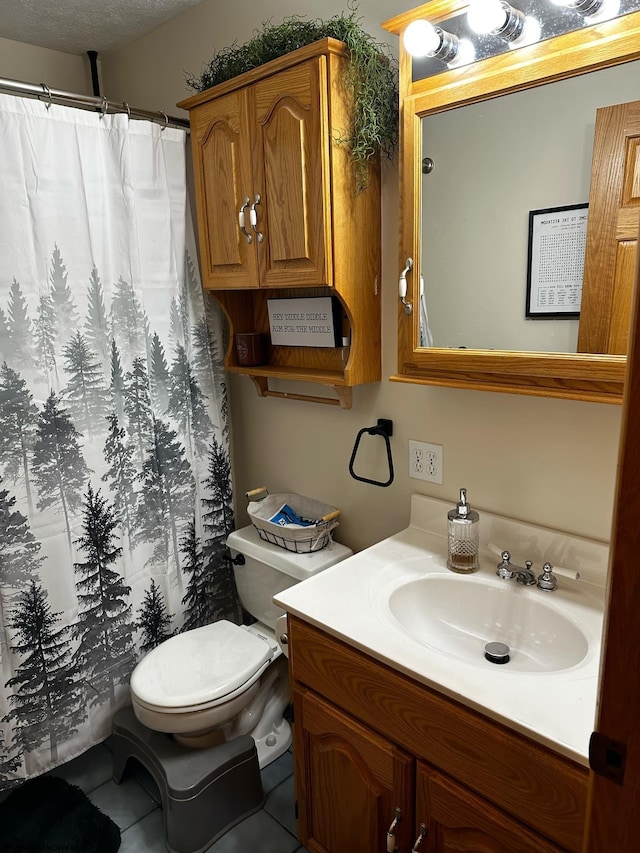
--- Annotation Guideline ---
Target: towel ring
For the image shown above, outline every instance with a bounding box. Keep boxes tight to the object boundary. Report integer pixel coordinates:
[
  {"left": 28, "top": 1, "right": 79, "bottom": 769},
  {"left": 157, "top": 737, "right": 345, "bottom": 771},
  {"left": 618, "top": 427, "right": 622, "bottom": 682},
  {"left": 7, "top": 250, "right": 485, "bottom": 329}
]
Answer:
[{"left": 348, "top": 419, "right": 394, "bottom": 488}]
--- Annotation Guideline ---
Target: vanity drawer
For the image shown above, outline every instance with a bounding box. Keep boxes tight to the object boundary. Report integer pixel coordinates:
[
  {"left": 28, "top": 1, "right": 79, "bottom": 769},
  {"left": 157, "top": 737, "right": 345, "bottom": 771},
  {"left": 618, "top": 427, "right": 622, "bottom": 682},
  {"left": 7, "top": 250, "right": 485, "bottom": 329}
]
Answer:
[{"left": 289, "top": 616, "right": 588, "bottom": 852}]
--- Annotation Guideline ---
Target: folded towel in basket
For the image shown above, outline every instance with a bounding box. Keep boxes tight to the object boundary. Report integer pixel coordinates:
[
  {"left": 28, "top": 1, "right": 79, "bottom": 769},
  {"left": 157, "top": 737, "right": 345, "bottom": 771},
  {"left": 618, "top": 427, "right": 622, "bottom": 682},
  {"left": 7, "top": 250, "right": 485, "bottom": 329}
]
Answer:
[{"left": 269, "top": 503, "right": 318, "bottom": 528}]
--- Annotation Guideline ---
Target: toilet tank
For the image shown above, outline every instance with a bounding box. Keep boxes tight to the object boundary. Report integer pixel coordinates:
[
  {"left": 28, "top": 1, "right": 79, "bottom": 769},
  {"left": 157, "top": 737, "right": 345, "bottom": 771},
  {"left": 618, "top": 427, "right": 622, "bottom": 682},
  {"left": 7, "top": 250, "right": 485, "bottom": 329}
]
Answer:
[{"left": 226, "top": 524, "right": 352, "bottom": 629}]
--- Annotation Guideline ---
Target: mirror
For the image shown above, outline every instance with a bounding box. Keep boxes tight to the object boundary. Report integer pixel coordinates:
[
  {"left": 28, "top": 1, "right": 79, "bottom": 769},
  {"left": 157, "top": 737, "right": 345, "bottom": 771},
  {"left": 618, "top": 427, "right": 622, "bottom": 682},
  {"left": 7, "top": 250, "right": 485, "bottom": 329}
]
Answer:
[
  {"left": 420, "top": 61, "right": 639, "bottom": 353},
  {"left": 382, "top": 4, "right": 640, "bottom": 403}
]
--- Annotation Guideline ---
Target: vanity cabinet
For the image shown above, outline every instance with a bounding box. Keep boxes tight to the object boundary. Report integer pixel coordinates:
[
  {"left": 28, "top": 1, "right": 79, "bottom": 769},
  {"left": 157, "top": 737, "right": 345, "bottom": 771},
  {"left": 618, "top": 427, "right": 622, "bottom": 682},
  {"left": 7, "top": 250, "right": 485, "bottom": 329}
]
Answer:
[
  {"left": 178, "top": 39, "right": 381, "bottom": 408},
  {"left": 289, "top": 616, "right": 587, "bottom": 853}
]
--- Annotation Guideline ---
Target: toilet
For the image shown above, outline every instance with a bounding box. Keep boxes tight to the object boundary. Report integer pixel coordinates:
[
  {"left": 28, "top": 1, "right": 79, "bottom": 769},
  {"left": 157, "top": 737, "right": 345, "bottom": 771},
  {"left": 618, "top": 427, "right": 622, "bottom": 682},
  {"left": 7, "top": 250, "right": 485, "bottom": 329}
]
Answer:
[{"left": 130, "top": 523, "right": 352, "bottom": 768}]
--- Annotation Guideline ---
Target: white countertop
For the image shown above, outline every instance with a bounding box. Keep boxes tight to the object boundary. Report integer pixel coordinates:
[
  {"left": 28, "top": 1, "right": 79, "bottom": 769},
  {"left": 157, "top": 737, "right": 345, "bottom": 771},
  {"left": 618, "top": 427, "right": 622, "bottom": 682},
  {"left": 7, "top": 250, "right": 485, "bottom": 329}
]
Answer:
[{"left": 274, "top": 494, "right": 608, "bottom": 767}]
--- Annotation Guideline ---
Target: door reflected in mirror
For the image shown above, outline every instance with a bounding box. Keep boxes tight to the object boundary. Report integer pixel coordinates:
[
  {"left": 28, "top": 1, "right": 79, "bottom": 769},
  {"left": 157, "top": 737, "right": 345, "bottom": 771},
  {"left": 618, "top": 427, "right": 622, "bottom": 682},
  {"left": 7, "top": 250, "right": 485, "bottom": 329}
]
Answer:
[{"left": 420, "top": 60, "right": 639, "bottom": 354}]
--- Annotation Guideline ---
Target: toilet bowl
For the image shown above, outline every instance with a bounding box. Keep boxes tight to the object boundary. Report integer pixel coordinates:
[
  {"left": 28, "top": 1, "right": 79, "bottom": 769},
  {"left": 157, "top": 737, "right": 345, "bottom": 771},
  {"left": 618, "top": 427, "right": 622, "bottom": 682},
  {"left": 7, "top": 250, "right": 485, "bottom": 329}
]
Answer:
[{"left": 130, "top": 524, "right": 352, "bottom": 767}]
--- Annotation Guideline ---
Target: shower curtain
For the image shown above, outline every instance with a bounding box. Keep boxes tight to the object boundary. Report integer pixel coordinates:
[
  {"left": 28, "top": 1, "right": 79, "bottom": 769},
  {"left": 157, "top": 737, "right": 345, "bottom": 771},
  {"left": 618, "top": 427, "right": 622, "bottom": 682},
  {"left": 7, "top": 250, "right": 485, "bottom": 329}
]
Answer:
[{"left": 0, "top": 93, "right": 239, "bottom": 783}]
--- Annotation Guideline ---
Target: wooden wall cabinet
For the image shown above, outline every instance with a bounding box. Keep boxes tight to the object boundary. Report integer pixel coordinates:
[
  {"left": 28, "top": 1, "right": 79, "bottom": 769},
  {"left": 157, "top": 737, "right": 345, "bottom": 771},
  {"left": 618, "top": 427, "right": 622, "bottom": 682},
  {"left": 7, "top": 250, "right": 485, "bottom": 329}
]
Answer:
[
  {"left": 178, "top": 39, "right": 381, "bottom": 408},
  {"left": 289, "top": 617, "right": 587, "bottom": 853}
]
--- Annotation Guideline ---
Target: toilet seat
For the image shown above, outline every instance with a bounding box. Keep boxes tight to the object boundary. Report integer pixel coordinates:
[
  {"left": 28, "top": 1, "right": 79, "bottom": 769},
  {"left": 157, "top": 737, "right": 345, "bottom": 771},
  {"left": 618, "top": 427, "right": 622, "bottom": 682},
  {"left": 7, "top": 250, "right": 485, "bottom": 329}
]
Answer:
[{"left": 131, "top": 620, "right": 275, "bottom": 714}]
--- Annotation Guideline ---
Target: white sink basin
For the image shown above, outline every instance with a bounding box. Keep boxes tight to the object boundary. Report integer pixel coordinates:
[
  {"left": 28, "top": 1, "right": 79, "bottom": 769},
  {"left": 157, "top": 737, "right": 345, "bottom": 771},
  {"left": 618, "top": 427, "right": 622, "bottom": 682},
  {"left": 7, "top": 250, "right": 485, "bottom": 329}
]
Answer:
[{"left": 386, "top": 572, "right": 589, "bottom": 673}]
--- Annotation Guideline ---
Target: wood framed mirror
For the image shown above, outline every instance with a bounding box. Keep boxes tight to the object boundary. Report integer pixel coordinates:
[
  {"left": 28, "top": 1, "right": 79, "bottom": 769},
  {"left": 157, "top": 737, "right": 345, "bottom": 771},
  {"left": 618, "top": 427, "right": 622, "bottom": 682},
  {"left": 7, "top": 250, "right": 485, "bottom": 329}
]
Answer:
[{"left": 383, "top": 1, "right": 640, "bottom": 403}]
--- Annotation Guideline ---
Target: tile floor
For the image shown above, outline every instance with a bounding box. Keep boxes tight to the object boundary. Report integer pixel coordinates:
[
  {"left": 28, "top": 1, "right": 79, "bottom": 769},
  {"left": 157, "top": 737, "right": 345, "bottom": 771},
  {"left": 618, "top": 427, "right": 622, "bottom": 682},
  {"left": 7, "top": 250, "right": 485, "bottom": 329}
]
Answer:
[{"left": 45, "top": 739, "right": 309, "bottom": 852}]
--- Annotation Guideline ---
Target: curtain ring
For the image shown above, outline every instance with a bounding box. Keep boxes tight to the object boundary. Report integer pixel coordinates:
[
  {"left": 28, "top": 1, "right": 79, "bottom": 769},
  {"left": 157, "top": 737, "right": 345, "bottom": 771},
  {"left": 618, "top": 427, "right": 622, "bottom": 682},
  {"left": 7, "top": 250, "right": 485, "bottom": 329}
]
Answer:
[
  {"left": 100, "top": 95, "right": 109, "bottom": 118},
  {"left": 40, "top": 83, "right": 52, "bottom": 110},
  {"left": 158, "top": 110, "right": 169, "bottom": 131},
  {"left": 122, "top": 101, "right": 131, "bottom": 121}
]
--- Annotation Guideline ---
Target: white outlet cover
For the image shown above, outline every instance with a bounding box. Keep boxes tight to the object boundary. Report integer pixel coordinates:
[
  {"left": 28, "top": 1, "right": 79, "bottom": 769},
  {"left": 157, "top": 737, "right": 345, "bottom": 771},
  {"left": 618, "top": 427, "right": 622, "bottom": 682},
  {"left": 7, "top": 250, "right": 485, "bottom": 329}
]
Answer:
[{"left": 409, "top": 439, "right": 443, "bottom": 484}]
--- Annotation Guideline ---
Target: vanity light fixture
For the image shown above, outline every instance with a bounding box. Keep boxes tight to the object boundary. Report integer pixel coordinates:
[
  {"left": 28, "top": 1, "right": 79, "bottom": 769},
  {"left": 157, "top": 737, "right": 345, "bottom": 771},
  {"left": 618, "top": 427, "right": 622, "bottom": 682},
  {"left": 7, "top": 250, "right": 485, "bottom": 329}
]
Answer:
[{"left": 466, "top": 0, "right": 541, "bottom": 48}]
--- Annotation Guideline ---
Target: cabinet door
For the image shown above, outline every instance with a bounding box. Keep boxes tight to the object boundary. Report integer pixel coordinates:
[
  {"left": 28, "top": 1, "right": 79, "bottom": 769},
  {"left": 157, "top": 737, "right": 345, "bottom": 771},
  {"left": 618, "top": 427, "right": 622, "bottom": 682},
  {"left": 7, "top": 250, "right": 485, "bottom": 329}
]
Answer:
[
  {"left": 293, "top": 686, "right": 414, "bottom": 853},
  {"left": 251, "top": 58, "right": 332, "bottom": 288},
  {"left": 190, "top": 88, "right": 259, "bottom": 289},
  {"left": 416, "top": 763, "right": 565, "bottom": 853}
]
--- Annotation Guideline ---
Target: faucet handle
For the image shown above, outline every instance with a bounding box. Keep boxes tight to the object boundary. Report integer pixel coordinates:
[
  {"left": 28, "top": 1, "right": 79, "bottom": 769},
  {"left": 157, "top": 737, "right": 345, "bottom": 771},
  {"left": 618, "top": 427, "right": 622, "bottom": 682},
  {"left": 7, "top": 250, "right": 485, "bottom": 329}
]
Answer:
[
  {"left": 537, "top": 561, "right": 558, "bottom": 592},
  {"left": 497, "top": 550, "right": 515, "bottom": 579}
]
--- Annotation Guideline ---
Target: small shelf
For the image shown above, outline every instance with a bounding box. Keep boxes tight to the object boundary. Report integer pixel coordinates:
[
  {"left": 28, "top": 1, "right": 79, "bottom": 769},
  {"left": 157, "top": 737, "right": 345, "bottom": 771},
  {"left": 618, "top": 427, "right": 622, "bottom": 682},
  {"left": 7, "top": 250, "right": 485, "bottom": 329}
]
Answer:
[{"left": 214, "top": 287, "right": 368, "bottom": 408}]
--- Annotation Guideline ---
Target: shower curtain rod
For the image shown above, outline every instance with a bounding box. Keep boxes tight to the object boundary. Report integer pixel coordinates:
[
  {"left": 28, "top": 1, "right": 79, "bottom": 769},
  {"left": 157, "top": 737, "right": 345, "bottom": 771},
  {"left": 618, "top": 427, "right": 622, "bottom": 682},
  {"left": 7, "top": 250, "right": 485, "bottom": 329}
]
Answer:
[{"left": 0, "top": 75, "right": 190, "bottom": 129}]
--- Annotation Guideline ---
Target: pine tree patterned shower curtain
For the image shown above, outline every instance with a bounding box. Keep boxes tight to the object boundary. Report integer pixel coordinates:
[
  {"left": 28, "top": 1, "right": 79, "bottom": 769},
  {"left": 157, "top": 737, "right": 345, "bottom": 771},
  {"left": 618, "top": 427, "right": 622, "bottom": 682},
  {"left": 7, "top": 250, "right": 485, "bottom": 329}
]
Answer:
[{"left": 0, "top": 93, "right": 240, "bottom": 783}]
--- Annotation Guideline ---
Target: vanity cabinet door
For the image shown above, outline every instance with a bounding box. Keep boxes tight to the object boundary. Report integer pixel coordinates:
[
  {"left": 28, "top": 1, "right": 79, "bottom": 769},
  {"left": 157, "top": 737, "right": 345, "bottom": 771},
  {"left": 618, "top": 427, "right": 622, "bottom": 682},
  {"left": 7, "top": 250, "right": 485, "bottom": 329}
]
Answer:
[
  {"left": 416, "top": 763, "right": 566, "bottom": 853},
  {"left": 293, "top": 685, "right": 414, "bottom": 853}
]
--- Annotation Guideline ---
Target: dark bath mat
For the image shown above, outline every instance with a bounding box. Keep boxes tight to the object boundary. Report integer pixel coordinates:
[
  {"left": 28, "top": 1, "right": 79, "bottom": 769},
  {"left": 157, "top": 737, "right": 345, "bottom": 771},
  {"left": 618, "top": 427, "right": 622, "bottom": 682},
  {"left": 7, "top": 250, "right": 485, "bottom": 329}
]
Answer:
[{"left": 0, "top": 774, "right": 121, "bottom": 852}]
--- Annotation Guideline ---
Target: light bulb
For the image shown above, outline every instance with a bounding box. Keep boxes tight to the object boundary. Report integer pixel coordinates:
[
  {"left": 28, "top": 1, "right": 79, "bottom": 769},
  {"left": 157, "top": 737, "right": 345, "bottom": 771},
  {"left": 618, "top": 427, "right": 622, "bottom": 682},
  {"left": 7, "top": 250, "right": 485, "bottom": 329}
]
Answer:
[
  {"left": 508, "top": 15, "right": 541, "bottom": 48},
  {"left": 549, "top": 0, "right": 599, "bottom": 9},
  {"left": 585, "top": 0, "right": 621, "bottom": 22},
  {"left": 549, "top": 0, "right": 620, "bottom": 19},
  {"left": 403, "top": 19, "right": 460, "bottom": 63},
  {"left": 448, "top": 39, "right": 476, "bottom": 68},
  {"left": 467, "top": 0, "right": 509, "bottom": 35},
  {"left": 403, "top": 19, "right": 441, "bottom": 57}
]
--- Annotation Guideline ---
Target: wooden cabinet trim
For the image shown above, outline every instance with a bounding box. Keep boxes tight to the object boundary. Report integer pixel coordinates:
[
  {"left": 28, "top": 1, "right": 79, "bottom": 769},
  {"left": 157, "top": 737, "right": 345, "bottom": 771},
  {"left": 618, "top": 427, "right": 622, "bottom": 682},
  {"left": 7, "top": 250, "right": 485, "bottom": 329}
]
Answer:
[{"left": 289, "top": 616, "right": 587, "bottom": 852}]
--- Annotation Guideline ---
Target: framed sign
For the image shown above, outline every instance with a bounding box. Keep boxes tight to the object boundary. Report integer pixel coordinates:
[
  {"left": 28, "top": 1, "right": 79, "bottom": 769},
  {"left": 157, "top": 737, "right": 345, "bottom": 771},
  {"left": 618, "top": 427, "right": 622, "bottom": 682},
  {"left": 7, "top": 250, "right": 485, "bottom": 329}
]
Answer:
[
  {"left": 526, "top": 203, "right": 588, "bottom": 318},
  {"left": 267, "top": 296, "right": 342, "bottom": 347}
]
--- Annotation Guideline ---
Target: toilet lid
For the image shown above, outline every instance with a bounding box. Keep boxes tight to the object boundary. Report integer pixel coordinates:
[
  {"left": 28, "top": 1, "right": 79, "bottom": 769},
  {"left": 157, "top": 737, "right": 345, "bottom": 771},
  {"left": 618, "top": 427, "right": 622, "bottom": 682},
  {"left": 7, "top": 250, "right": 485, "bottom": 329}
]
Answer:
[{"left": 131, "top": 620, "right": 273, "bottom": 709}]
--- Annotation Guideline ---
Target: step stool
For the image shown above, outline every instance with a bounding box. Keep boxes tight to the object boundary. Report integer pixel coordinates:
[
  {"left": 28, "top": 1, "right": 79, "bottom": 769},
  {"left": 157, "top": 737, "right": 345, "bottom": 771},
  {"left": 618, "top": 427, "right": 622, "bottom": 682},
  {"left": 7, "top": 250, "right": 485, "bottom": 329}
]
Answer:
[{"left": 112, "top": 706, "right": 264, "bottom": 853}]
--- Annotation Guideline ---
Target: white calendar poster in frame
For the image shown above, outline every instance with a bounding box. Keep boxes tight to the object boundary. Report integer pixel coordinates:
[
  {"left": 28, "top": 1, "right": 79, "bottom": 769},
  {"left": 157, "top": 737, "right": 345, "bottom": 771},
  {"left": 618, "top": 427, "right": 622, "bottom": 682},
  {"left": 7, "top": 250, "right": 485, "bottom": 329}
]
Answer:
[{"left": 526, "top": 203, "right": 588, "bottom": 319}]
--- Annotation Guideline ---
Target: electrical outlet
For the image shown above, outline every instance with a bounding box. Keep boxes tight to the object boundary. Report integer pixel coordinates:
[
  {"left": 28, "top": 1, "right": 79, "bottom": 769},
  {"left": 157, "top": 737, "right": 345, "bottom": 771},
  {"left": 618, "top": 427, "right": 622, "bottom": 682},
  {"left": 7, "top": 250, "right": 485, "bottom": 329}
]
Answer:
[{"left": 409, "top": 440, "right": 443, "bottom": 484}]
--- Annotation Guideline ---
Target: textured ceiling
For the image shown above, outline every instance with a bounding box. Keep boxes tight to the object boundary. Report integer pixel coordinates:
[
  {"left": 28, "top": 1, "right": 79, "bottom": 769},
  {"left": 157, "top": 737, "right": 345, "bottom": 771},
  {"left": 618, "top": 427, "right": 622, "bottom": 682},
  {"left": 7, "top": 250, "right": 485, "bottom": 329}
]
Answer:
[{"left": 0, "top": 0, "right": 203, "bottom": 54}]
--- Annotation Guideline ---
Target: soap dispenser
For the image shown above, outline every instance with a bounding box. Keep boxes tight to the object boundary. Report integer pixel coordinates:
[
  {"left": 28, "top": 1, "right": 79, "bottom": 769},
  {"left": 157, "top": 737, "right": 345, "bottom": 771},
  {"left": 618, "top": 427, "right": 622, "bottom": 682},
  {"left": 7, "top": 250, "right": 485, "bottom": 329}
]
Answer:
[{"left": 447, "top": 488, "right": 480, "bottom": 573}]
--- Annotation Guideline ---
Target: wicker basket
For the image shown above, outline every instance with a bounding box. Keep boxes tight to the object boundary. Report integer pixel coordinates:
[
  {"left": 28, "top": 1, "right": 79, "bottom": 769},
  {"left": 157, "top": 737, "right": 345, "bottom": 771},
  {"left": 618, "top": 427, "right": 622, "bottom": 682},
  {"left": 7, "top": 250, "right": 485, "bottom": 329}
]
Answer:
[{"left": 245, "top": 487, "right": 340, "bottom": 553}]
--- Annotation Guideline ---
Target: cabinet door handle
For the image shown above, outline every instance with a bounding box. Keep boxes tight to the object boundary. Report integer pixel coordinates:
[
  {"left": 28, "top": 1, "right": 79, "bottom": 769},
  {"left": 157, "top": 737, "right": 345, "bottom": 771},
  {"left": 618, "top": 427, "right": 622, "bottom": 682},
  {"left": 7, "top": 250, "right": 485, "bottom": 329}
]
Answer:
[
  {"left": 411, "top": 824, "right": 428, "bottom": 851},
  {"left": 399, "top": 257, "right": 413, "bottom": 315},
  {"left": 250, "top": 193, "right": 264, "bottom": 243},
  {"left": 239, "top": 197, "right": 253, "bottom": 244},
  {"left": 386, "top": 807, "right": 401, "bottom": 852}
]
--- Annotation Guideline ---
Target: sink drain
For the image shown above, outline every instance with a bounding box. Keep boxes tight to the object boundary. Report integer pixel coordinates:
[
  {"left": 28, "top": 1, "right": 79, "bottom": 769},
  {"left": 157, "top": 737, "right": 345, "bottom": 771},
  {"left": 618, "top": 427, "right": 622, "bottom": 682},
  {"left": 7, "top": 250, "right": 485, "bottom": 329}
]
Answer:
[{"left": 484, "top": 641, "right": 510, "bottom": 664}]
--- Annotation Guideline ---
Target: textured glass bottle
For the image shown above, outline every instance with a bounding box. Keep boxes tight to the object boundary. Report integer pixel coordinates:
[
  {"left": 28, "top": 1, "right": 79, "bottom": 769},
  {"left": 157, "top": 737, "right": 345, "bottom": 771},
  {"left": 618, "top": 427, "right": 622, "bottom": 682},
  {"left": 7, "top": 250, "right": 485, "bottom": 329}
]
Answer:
[{"left": 447, "top": 488, "right": 480, "bottom": 573}]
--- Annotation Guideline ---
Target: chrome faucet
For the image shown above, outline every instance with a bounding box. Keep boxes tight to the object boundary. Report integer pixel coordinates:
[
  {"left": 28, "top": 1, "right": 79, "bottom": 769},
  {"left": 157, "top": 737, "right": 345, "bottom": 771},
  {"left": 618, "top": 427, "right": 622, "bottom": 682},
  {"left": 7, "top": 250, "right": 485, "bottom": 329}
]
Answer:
[
  {"left": 536, "top": 561, "right": 558, "bottom": 591},
  {"left": 496, "top": 550, "right": 536, "bottom": 585}
]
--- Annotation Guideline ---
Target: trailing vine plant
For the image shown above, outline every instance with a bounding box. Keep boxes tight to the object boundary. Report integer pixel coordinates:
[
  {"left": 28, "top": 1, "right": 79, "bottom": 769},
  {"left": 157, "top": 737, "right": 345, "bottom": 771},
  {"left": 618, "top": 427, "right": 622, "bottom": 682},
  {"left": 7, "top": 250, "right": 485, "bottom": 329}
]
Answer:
[{"left": 185, "top": 4, "right": 399, "bottom": 192}]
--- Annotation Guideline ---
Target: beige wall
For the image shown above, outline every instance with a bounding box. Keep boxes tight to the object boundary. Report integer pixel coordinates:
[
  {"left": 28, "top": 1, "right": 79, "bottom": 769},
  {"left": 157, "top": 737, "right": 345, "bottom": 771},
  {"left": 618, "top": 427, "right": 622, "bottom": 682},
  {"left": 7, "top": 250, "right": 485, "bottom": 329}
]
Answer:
[
  {"left": 99, "top": 0, "right": 622, "bottom": 557},
  {"left": 0, "top": 36, "right": 91, "bottom": 93}
]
